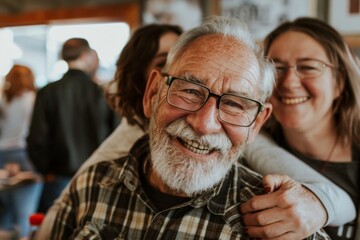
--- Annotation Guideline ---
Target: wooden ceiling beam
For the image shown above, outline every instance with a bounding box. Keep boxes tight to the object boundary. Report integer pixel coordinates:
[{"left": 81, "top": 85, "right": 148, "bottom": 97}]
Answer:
[{"left": 0, "top": 3, "right": 140, "bottom": 28}]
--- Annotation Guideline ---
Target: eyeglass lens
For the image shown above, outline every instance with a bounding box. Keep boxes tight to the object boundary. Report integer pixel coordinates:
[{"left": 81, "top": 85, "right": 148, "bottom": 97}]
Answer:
[{"left": 275, "top": 59, "right": 328, "bottom": 79}]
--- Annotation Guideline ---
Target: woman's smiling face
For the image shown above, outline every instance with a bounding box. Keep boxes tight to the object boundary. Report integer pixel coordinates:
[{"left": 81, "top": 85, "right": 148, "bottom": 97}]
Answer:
[{"left": 267, "top": 30, "right": 342, "bottom": 132}]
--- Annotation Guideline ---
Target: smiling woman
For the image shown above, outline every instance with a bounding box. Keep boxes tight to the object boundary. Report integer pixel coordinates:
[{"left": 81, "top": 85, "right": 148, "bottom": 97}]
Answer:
[{"left": 257, "top": 17, "right": 360, "bottom": 239}]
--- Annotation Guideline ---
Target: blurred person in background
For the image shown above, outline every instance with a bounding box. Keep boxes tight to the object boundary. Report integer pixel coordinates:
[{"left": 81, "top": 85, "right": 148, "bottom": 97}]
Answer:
[
  {"left": 0, "top": 64, "right": 42, "bottom": 238},
  {"left": 26, "top": 38, "right": 118, "bottom": 214}
]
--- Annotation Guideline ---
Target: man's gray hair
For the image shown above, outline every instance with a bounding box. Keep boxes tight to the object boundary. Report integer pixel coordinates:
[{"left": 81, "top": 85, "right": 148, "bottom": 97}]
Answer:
[{"left": 163, "top": 16, "right": 275, "bottom": 101}]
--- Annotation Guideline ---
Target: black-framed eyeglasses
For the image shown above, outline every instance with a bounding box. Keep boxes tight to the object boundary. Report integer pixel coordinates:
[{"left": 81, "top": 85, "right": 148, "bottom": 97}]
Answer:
[
  {"left": 274, "top": 59, "right": 336, "bottom": 80},
  {"left": 163, "top": 74, "right": 265, "bottom": 127}
]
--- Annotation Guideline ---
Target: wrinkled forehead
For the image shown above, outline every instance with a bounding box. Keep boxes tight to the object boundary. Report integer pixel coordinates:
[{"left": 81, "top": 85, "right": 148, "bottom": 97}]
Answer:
[{"left": 168, "top": 34, "right": 261, "bottom": 97}]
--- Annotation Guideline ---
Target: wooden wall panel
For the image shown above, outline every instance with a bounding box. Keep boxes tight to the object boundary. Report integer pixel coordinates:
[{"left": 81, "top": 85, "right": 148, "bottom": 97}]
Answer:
[{"left": 0, "top": 3, "right": 140, "bottom": 28}]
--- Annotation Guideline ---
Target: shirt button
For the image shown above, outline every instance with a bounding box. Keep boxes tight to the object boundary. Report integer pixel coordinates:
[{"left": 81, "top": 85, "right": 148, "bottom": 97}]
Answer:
[
  {"left": 125, "top": 178, "right": 136, "bottom": 191},
  {"left": 192, "top": 198, "right": 205, "bottom": 207}
]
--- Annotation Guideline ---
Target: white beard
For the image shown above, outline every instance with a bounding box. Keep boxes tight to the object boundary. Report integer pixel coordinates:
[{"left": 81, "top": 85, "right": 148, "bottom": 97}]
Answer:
[{"left": 148, "top": 117, "right": 245, "bottom": 197}]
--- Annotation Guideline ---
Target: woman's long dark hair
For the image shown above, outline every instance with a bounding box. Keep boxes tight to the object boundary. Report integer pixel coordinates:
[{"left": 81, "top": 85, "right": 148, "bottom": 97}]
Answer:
[{"left": 108, "top": 24, "right": 182, "bottom": 129}]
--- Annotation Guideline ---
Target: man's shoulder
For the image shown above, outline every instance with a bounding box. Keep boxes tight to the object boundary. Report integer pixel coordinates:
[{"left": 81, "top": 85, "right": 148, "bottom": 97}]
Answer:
[
  {"left": 81, "top": 155, "right": 130, "bottom": 175},
  {"left": 73, "top": 156, "right": 135, "bottom": 189},
  {"left": 37, "top": 79, "right": 63, "bottom": 95}
]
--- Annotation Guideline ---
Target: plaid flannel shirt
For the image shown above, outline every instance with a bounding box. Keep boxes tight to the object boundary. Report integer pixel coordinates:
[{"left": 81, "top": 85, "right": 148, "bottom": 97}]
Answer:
[{"left": 51, "top": 135, "right": 330, "bottom": 239}]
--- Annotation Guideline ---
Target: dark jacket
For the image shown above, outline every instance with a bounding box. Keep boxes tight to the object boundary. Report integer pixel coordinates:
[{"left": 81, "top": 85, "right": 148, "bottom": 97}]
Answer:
[{"left": 27, "top": 69, "right": 118, "bottom": 176}]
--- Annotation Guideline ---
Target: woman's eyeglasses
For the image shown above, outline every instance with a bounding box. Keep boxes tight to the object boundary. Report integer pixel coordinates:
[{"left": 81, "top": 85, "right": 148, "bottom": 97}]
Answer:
[{"left": 274, "top": 59, "right": 336, "bottom": 80}]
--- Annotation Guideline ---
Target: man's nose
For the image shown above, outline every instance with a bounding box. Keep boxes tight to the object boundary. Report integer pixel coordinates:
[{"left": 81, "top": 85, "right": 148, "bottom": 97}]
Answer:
[{"left": 186, "top": 97, "right": 222, "bottom": 136}]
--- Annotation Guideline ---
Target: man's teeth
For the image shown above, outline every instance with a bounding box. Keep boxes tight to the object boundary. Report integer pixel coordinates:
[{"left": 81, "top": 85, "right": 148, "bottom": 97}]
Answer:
[
  {"left": 183, "top": 139, "right": 210, "bottom": 154},
  {"left": 281, "top": 97, "right": 308, "bottom": 105}
]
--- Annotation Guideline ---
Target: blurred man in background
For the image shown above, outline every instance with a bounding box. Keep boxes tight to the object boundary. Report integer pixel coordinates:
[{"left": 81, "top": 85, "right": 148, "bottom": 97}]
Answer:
[{"left": 27, "top": 38, "right": 118, "bottom": 213}]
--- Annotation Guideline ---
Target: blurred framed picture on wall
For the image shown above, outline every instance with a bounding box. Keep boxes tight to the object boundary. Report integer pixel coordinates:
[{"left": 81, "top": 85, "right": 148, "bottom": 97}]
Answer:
[
  {"left": 142, "top": 0, "right": 203, "bottom": 30},
  {"left": 329, "top": 0, "right": 360, "bottom": 58},
  {"left": 220, "top": 0, "right": 317, "bottom": 40},
  {"left": 329, "top": 0, "right": 360, "bottom": 35}
]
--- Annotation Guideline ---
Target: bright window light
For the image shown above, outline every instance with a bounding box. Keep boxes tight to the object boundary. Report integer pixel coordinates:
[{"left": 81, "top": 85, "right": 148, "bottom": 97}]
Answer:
[
  {"left": 0, "top": 28, "right": 23, "bottom": 77},
  {"left": 0, "top": 21, "right": 130, "bottom": 88},
  {"left": 48, "top": 22, "right": 130, "bottom": 82}
]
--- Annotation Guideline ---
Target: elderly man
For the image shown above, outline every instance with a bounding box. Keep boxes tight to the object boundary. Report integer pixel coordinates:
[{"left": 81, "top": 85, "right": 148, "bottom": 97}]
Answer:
[{"left": 50, "top": 17, "right": 329, "bottom": 239}]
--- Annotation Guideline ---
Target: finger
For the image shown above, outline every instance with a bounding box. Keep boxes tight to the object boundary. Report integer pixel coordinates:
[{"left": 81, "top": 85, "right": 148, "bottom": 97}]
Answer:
[
  {"left": 245, "top": 220, "right": 293, "bottom": 239},
  {"left": 240, "top": 191, "right": 280, "bottom": 214},
  {"left": 262, "top": 174, "right": 292, "bottom": 193},
  {"left": 242, "top": 206, "right": 287, "bottom": 226}
]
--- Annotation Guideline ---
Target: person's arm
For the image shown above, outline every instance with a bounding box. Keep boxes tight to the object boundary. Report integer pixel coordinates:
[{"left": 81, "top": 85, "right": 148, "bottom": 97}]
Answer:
[{"left": 244, "top": 132, "right": 356, "bottom": 226}]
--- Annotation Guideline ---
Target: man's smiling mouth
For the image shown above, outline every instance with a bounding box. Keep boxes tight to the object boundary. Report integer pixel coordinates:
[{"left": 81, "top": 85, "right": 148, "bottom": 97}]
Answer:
[{"left": 178, "top": 138, "right": 213, "bottom": 155}]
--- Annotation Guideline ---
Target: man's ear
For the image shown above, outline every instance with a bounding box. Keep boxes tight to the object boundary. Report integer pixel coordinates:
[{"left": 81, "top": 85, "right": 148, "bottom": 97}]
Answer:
[
  {"left": 247, "top": 103, "right": 272, "bottom": 143},
  {"left": 143, "top": 69, "right": 162, "bottom": 118}
]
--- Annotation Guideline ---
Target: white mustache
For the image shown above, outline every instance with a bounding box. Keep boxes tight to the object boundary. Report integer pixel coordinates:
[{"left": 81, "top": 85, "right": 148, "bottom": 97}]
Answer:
[{"left": 165, "top": 119, "right": 232, "bottom": 155}]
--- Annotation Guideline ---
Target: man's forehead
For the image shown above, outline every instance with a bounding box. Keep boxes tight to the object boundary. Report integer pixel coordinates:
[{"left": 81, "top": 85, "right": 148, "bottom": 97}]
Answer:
[
  {"left": 187, "top": 34, "right": 244, "bottom": 50},
  {"left": 168, "top": 34, "right": 260, "bottom": 96},
  {"left": 177, "top": 34, "right": 259, "bottom": 75},
  {"left": 184, "top": 34, "right": 253, "bottom": 56}
]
